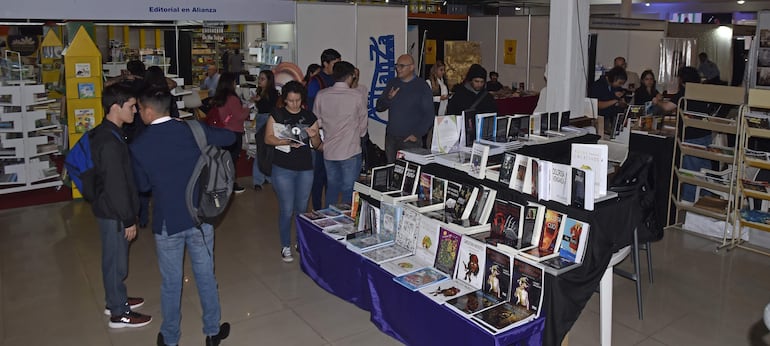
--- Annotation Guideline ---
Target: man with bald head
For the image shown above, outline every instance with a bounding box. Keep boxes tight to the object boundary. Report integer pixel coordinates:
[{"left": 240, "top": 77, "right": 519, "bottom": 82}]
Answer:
[
  {"left": 200, "top": 65, "right": 220, "bottom": 97},
  {"left": 376, "top": 54, "right": 434, "bottom": 163}
]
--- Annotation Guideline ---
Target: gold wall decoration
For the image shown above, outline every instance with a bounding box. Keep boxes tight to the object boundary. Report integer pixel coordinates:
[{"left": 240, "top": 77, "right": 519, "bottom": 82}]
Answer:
[{"left": 444, "top": 41, "right": 481, "bottom": 91}]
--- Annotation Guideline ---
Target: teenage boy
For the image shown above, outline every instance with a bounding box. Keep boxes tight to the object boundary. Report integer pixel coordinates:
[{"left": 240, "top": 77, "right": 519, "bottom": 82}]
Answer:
[
  {"left": 89, "top": 84, "right": 152, "bottom": 329},
  {"left": 130, "top": 89, "right": 234, "bottom": 346}
]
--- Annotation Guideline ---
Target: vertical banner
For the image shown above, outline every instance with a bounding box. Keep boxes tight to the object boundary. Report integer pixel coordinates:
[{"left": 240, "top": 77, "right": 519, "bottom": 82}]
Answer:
[
  {"left": 504, "top": 39, "right": 517, "bottom": 65},
  {"left": 296, "top": 3, "right": 357, "bottom": 79},
  {"left": 356, "top": 5, "right": 407, "bottom": 149},
  {"left": 425, "top": 39, "right": 437, "bottom": 65}
]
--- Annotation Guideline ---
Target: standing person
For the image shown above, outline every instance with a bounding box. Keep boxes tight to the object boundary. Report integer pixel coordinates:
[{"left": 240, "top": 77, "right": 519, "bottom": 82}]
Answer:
[
  {"left": 228, "top": 49, "right": 243, "bottom": 75},
  {"left": 209, "top": 72, "right": 250, "bottom": 194},
  {"left": 201, "top": 65, "right": 220, "bottom": 97},
  {"left": 426, "top": 60, "right": 449, "bottom": 116},
  {"left": 131, "top": 89, "right": 233, "bottom": 346},
  {"left": 447, "top": 64, "right": 498, "bottom": 115},
  {"left": 251, "top": 70, "right": 279, "bottom": 191},
  {"left": 221, "top": 50, "right": 230, "bottom": 75},
  {"left": 303, "top": 63, "right": 321, "bottom": 85},
  {"left": 307, "top": 49, "right": 341, "bottom": 210},
  {"left": 376, "top": 54, "right": 434, "bottom": 163},
  {"left": 614, "top": 56, "right": 640, "bottom": 91},
  {"left": 698, "top": 52, "right": 721, "bottom": 84},
  {"left": 264, "top": 81, "right": 321, "bottom": 262},
  {"left": 313, "top": 61, "right": 368, "bottom": 207},
  {"left": 89, "top": 84, "right": 151, "bottom": 329},
  {"left": 145, "top": 66, "right": 180, "bottom": 118},
  {"left": 486, "top": 71, "right": 504, "bottom": 92}
]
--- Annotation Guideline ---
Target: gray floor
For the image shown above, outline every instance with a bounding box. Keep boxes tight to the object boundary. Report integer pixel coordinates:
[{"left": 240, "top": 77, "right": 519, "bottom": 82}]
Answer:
[{"left": 1, "top": 179, "right": 769, "bottom": 346}]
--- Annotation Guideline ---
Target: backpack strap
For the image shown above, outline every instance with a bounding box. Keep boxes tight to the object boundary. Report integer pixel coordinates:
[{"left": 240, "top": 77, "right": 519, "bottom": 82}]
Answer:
[
  {"left": 187, "top": 120, "right": 208, "bottom": 152},
  {"left": 467, "top": 90, "right": 489, "bottom": 112}
]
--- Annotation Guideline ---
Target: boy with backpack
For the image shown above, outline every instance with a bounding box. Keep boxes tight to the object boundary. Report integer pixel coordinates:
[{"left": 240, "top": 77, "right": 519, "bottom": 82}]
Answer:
[
  {"left": 87, "top": 84, "right": 152, "bottom": 328},
  {"left": 130, "top": 88, "right": 234, "bottom": 346}
]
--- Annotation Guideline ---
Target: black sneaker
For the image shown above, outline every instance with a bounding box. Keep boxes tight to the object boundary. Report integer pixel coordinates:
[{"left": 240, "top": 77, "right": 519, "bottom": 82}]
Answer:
[
  {"left": 253, "top": 184, "right": 262, "bottom": 191},
  {"left": 205, "top": 322, "right": 231, "bottom": 346},
  {"left": 104, "top": 296, "right": 145, "bottom": 316},
  {"left": 234, "top": 183, "right": 246, "bottom": 194},
  {"left": 157, "top": 332, "right": 166, "bottom": 346},
  {"left": 108, "top": 311, "right": 152, "bottom": 329}
]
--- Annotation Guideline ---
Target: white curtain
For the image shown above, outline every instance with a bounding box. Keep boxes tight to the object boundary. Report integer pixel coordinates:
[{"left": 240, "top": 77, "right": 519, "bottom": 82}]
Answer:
[{"left": 659, "top": 38, "right": 696, "bottom": 94}]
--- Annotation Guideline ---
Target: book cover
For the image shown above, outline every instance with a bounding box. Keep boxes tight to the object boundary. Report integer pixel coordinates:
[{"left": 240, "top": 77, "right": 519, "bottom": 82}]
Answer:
[
  {"left": 455, "top": 184, "right": 478, "bottom": 220},
  {"left": 389, "top": 159, "right": 408, "bottom": 192},
  {"left": 454, "top": 236, "right": 488, "bottom": 289},
  {"left": 469, "top": 142, "right": 490, "bottom": 179},
  {"left": 511, "top": 154, "right": 528, "bottom": 192},
  {"left": 560, "top": 110, "right": 571, "bottom": 129},
  {"left": 548, "top": 163, "right": 572, "bottom": 206},
  {"left": 331, "top": 215, "right": 354, "bottom": 225},
  {"left": 548, "top": 112, "right": 559, "bottom": 131},
  {"left": 323, "top": 224, "right": 359, "bottom": 240},
  {"left": 522, "top": 209, "right": 565, "bottom": 261},
  {"left": 361, "top": 244, "right": 413, "bottom": 264},
  {"left": 77, "top": 82, "right": 95, "bottom": 98},
  {"left": 446, "top": 290, "right": 502, "bottom": 317},
  {"left": 393, "top": 266, "right": 449, "bottom": 291},
  {"left": 472, "top": 301, "right": 536, "bottom": 334},
  {"left": 300, "top": 211, "right": 326, "bottom": 221},
  {"left": 434, "top": 227, "right": 462, "bottom": 275},
  {"left": 571, "top": 167, "right": 595, "bottom": 211},
  {"left": 444, "top": 181, "right": 463, "bottom": 218},
  {"left": 510, "top": 114, "right": 530, "bottom": 139},
  {"left": 499, "top": 153, "right": 516, "bottom": 186},
  {"left": 330, "top": 203, "right": 352, "bottom": 213},
  {"left": 496, "top": 115, "right": 511, "bottom": 141},
  {"left": 419, "top": 279, "right": 478, "bottom": 304},
  {"left": 417, "top": 172, "right": 432, "bottom": 202},
  {"left": 371, "top": 165, "right": 393, "bottom": 192},
  {"left": 272, "top": 123, "right": 308, "bottom": 146},
  {"left": 522, "top": 158, "right": 539, "bottom": 198},
  {"left": 74, "top": 63, "right": 91, "bottom": 77},
  {"left": 489, "top": 200, "right": 523, "bottom": 246},
  {"left": 414, "top": 216, "right": 441, "bottom": 267},
  {"left": 431, "top": 176, "right": 448, "bottom": 203},
  {"left": 74, "top": 108, "right": 95, "bottom": 133},
  {"left": 379, "top": 202, "right": 403, "bottom": 236},
  {"left": 396, "top": 207, "right": 420, "bottom": 251},
  {"left": 571, "top": 143, "right": 608, "bottom": 197},
  {"left": 559, "top": 217, "right": 590, "bottom": 263},
  {"left": 476, "top": 112, "right": 497, "bottom": 141},
  {"left": 403, "top": 163, "right": 420, "bottom": 195},
  {"left": 521, "top": 203, "right": 545, "bottom": 249},
  {"left": 469, "top": 186, "right": 491, "bottom": 224},
  {"left": 482, "top": 247, "right": 512, "bottom": 302},
  {"left": 381, "top": 255, "right": 428, "bottom": 276},
  {"left": 511, "top": 257, "right": 544, "bottom": 317},
  {"left": 431, "top": 115, "right": 464, "bottom": 153},
  {"left": 312, "top": 218, "right": 340, "bottom": 229},
  {"left": 541, "top": 256, "right": 578, "bottom": 271},
  {"left": 316, "top": 208, "right": 342, "bottom": 218},
  {"left": 347, "top": 233, "right": 394, "bottom": 253},
  {"left": 539, "top": 112, "right": 548, "bottom": 135}
]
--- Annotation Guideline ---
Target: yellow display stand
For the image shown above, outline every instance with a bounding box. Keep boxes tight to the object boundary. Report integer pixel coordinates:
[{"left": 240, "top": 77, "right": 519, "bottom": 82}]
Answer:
[
  {"left": 40, "top": 30, "right": 63, "bottom": 98},
  {"left": 64, "top": 26, "right": 103, "bottom": 199}
]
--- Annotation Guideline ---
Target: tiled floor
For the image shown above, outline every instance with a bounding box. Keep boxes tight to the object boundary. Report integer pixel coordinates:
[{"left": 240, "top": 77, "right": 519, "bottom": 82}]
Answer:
[{"left": 1, "top": 180, "right": 770, "bottom": 346}]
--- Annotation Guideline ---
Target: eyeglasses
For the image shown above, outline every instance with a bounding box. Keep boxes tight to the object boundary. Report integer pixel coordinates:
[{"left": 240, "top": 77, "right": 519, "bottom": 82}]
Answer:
[{"left": 395, "top": 63, "right": 413, "bottom": 69}]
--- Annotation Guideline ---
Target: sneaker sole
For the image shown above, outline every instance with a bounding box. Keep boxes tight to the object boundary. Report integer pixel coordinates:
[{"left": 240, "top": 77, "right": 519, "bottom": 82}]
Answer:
[
  {"left": 104, "top": 301, "right": 145, "bottom": 316},
  {"left": 282, "top": 256, "right": 294, "bottom": 263},
  {"left": 234, "top": 189, "right": 246, "bottom": 194},
  {"left": 108, "top": 318, "right": 152, "bottom": 329}
]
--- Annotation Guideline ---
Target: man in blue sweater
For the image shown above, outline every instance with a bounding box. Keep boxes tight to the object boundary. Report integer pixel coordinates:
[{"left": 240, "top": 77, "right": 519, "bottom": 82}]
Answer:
[
  {"left": 376, "top": 54, "right": 434, "bottom": 163},
  {"left": 130, "top": 89, "right": 234, "bottom": 346}
]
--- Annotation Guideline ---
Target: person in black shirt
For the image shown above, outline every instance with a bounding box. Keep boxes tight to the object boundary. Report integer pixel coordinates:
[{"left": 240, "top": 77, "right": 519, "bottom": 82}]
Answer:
[
  {"left": 447, "top": 64, "right": 498, "bottom": 115},
  {"left": 589, "top": 66, "right": 627, "bottom": 134},
  {"left": 251, "top": 70, "right": 279, "bottom": 190},
  {"left": 486, "top": 71, "right": 504, "bottom": 92}
]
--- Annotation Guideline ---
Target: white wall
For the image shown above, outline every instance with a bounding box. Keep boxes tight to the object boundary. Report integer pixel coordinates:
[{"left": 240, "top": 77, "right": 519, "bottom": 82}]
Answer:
[
  {"left": 468, "top": 16, "right": 497, "bottom": 75},
  {"left": 296, "top": 3, "right": 357, "bottom": 75},
  {"left": 592, "top": 29, "right": 664, "bottom": 80}
]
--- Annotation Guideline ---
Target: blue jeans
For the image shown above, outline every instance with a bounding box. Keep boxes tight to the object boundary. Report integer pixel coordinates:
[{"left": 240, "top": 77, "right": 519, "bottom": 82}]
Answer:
[
  {"left": 311, "top": 150, "right": 327, "bottom": 210},
  {"left": 272, "top": 165, "right": 314, "bottom": 248},
  {"left": 682, "top": 135, "right": 713, "bottom": 202},
  {"left": 324, "top": 153, "right": 362, "bottom": 208},
  {"left": 155, "top": 223, "right": 221, "bottom": 345},
  {"left": 252, "top": 113, "right": 271, "bottom": 186},
  {"left": 98, "top": 217, "right": 130, "bottom": 316}
]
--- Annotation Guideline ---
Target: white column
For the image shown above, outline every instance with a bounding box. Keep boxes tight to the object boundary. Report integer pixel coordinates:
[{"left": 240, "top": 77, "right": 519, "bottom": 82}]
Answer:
[
  {"left": 545, "top": 0, "right": 589, "bottom": 115},
  {"left": 620, "top": 0, "right": 632, "bottom": 18}
]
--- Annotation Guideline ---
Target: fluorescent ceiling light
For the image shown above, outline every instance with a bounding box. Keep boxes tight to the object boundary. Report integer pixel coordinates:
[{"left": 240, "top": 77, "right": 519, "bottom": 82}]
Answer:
[
  {"left": 515, "top": 7, "right": 522, "bottom": 10},
  {"left": 645, "top": 2, "right": 651, "bottom": 6},
  {"left": 737, "top": 0, "right": 745, "bottom": 4}
]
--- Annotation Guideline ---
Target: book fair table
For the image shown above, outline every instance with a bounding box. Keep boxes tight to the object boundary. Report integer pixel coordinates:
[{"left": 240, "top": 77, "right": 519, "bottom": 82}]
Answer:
[{"left": 296, "top": 216, "right": 547, "bottom": 345}]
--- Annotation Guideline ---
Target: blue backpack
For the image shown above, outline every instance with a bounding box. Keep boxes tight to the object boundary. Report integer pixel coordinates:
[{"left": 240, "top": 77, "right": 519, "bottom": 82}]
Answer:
[{"left": 64, "top": 129, "right": 120, "bottom": 201}]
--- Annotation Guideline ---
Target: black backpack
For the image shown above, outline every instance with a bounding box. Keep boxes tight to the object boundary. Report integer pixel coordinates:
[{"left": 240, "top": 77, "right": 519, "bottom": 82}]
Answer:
[
  {"left": 185, "top": 120, "right": 236, "bottom": 226},
  {"left": 255, "top": 124, "right": 273, "bottom": 176}
]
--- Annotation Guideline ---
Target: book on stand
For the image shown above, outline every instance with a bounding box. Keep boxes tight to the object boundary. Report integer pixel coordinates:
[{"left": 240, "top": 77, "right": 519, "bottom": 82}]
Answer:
[
  {"left": 380, "top": 213, "right": 441, "bottom": 276},
  {"left": 520, "top": 209, "right": 567, "bottom": 262},
  {"left": 571, "top": 167, "right": 595, "bottom": 211},
  {"left": 468, "top": 185, "right": 497, "bottom": 226},
  {"left": 511, "top": 154, "right": 529, "bottom": 192},
  {"left": 571, "top": 143, "right": 608, "bottom": 197},
  {"left": 469, "top": 142, "right": 490, "bottom": 179},
  {"left": 541, "top": 217, "right": 590, "bottom": 275},
  {"left": 362, "top": 206, "right": 422, "bottom": 264},
  {"left": 393, "top": 266, "right": 450, "bottom": 291},
  {"left": 498, "top": 153, "right": 516, "bottom": 187},
  {"left": 419, "top": 235, "right": 488, "bottom": 304}
]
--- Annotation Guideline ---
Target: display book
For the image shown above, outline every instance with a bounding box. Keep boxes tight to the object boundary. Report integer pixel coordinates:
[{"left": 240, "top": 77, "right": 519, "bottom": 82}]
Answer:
[
  {"left": 492, "top": 149, "right": 600, "bottom": 210},
  {"left": 299, "top": 205, "right": 357, "bottom": 240},
  {"left": 381, "top": 159, "right": 420, "bottom": 203},
  {"left": 353, "top": 163, "right": 393, "bottom": 200}
]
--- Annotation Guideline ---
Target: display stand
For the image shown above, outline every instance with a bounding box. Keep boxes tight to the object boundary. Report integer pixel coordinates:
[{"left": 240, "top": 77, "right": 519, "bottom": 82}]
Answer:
[
  {"left": 140, "top": 48, "right": 172, "bottom": 76},
  {"left": 665, "top": 83, "right": 745, "bottom": 249},
  {"left": 0, "top": 81, "right": 62, "bottom": 194},
  {"left": 40, "top": 30, "right": 64, "bottom": 98},
  {"left": 731, "top": 88, "right": 770, "bottom": 256},
  {"left": 191, "top": 30, "right": 242, "bottom": 85},
  {"left": 64, "top": 26, "right": 103, "bottom": 199}
]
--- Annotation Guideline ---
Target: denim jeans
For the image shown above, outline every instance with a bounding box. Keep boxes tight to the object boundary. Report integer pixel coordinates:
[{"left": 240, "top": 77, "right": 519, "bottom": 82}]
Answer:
[
  {"left": 252, "top": 113, "right": 271, "bottom": 186},
  {"left": 385, "top": 135, "right": 423, "bottom": 164},
  {"left": 311, "top": 150, "right": 327, "bottom": 210},
  {"left": 324, "top": 153, "right": 361, "bottom": 208},
  {"left": 272, "top": 165, "right": 314, "bottom": 248},
  {"left": 155, "top": 223, "right": 221, "bottom": 345},
  {"left": 98, "top": 217, "right": 130, "bottom": 316},
  {"left": 682, "top": 135, "right": 713, "bottom": 202}
]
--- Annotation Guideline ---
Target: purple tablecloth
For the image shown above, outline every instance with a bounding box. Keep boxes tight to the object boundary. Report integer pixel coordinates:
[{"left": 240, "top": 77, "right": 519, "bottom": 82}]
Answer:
[{"left": 297, "top": 217, "right": 545, "bottom": 346}]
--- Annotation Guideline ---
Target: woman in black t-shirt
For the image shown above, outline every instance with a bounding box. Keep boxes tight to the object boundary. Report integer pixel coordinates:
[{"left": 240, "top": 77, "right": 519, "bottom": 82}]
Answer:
[{"left": 264, "top": 81, "right": 321, "bottom": 262}]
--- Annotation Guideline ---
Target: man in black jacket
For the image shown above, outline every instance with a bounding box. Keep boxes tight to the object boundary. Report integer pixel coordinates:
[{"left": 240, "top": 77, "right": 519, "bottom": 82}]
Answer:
[
  {"left": 88, "top": 84, "right": 152, "bottom": 329},
  {"left": 447, "top": 64, "right": 498, "bottom": 115}
]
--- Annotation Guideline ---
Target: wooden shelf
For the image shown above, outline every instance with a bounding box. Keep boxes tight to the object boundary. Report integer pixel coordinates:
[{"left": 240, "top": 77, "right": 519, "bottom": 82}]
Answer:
[
  {"left": 673, "top": 199, "right": 728, "bottom": 219},
  {"left": 739, "top": 218, "right": 770, "bottom": 233},
  {"left": 745, "top": 126, "right": 770, "bottom": 139},
  {"left": 740, "top": 185, "right": 770, "bottom": 201},
  {"left": 678, "top": 139, "right": 736, "bottom": 163},
  {"left": 681, "top": 115, "right": 737, "bottom": 134},
  {"left": 744, "top": 158, "right": 770, "bottom": 170},
  {"left": 675, "top": 170, "right": 731, "bottom": 193}
]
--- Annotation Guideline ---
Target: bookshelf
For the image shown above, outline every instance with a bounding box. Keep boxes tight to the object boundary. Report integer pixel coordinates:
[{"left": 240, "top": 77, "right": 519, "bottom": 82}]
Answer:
[
  {"left": 731, "top": 88, "right": 770, "bottom": 256},
  {"left": 0, "top": 82, "right": 62, "bottom": 194},
  {"left": 64, "top": 26, "right": 103, "bottom": 199},
  {"left": 665, "top": 83, "right": 745, "bottom": 249},
  {"left": 191, "top": 30, "right": 242, "bottom": 85}
]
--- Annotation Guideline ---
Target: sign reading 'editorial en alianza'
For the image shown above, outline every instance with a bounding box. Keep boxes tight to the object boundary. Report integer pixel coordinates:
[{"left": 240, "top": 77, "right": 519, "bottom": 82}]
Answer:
[{"left": 0, "top": 0, "right": 295, "bottom": 22}]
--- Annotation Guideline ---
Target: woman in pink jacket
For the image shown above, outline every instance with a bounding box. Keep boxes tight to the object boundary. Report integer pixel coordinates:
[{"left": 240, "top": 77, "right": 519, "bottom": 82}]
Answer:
[{"left": 209, "top": 72, "right": 250, "bottom": 193}]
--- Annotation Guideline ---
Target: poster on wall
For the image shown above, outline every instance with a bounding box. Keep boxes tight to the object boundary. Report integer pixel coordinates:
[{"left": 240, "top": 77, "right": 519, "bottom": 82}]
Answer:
[
  {"left": 356, "top": 4, "right": 407, "bottom": 149},
  {"left": 444, "top": 41, "right": 481, "bottom": 90},
  {"left": 425, "top": 40, "right": 437, "bottom": 65},
  {"left": 504, "top": 40, "right": 517, "bottom": 65}
]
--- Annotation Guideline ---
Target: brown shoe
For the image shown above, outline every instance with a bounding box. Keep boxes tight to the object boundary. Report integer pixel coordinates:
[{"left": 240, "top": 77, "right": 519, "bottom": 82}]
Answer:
[{"left": 108, "top": 311, "right": 152, "bottom": 329}]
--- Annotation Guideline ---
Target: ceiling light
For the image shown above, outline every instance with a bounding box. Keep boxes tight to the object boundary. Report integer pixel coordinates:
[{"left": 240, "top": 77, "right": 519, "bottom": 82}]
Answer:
[
  {"left": 645, "top": 2, "right": 650, "bottom": 6},
  {"left": 515, "top": 7, "right": 522, "bottom": 10},
  {"left": 737, "top": 0, "right": 745, "bottom": 4},
  {"left": 442, "top": 0, "right": 447, "bottom": 5}
]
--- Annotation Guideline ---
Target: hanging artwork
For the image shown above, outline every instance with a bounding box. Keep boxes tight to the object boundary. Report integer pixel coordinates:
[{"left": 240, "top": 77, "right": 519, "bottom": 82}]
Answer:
[{"left": 504, "top": 40, "right": 517, "bottom": 65}]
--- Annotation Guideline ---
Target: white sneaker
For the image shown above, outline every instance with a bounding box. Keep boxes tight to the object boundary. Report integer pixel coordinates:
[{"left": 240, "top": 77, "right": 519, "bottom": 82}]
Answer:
[{"left": 281, "top": 247, "right": 294, "bottom": 262}]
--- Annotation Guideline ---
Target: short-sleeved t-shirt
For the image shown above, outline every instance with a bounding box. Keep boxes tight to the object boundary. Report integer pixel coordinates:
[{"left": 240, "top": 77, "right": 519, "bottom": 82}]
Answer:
[{"left": 271, "top": 107, "right": 317, "bottom": 171}]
